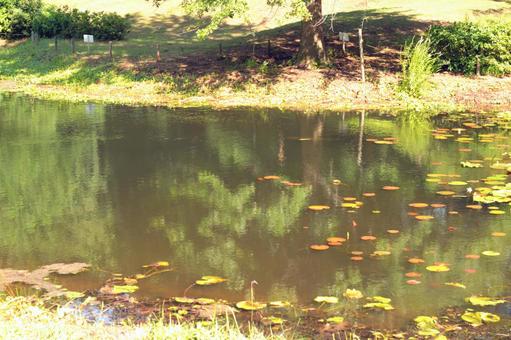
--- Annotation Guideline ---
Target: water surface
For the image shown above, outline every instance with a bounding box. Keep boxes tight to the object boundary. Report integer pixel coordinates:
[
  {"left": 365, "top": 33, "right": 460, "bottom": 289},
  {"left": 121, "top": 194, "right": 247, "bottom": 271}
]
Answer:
[{"left": 0, "top": 94, "right": 510, "bottom": 328}]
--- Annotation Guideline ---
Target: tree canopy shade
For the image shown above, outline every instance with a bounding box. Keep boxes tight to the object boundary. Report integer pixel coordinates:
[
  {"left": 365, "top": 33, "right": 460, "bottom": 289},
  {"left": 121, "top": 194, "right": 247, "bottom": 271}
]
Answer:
[{"left": 150, "top": 0, "right": 326, "bottom": 66}]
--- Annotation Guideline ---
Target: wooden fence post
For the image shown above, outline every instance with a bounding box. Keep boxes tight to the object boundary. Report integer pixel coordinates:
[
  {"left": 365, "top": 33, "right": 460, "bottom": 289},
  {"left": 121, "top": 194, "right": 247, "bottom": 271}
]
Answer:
[
  {"left": 358, "top": 28, "right": 365, "bottom": 83},
  {"left": 156, "top": 43, "right": 161, "bottom": 62},
  {"left": 109, "top": 41, "right": 113, "bottom": 61}
]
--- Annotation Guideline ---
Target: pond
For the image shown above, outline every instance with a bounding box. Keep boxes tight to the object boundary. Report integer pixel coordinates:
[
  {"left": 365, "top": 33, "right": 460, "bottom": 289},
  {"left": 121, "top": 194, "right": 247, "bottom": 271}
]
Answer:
[{"left": 0, "top": 93, "right": 510, "bottom": 329}]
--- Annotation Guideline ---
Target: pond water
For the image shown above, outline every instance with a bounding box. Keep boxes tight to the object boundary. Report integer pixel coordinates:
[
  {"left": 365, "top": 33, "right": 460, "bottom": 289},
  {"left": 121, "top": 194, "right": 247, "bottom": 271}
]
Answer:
[{"left": 1, "top": 93, "right": 510, "bottom": 328}]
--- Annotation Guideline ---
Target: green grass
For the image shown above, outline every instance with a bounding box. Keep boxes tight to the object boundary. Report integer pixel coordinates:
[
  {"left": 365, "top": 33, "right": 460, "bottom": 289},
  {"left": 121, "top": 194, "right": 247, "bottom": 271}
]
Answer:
[
  {"left": 38, "top": 0, "right": 511, "bottom": 60},
  {"left": 0, "top": 296, "right": 289, "bottom": 340}
]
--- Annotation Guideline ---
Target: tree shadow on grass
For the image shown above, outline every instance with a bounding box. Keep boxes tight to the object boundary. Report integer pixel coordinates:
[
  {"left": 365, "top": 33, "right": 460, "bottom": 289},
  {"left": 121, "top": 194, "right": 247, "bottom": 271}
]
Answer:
[{"left": 0, "top": 9, "right": 436, "bottom": 92}]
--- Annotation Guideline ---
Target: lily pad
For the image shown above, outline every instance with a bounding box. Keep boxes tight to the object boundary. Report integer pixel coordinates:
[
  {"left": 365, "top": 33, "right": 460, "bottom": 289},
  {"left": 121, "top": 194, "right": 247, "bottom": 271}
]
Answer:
[
  {"left": 314, "top": 296, "right": 339, "bottom": 304},
  {"left": 482, "top": 251, "right": 500, "bottom": 257},
  {"left": 343, "top": 289, "right": 363, "bottom": 299},
  {"left": 142, "top": 261, "right": 169, "bottom": 268},
  {"left": 426, "top": 264, "right": 450, "bottom": 272},
  {"left": 467, "top": 296, "right": 506, "bottom": 306},
  {"left": 326, "top": 316, "right": 345, "bottom": 324},
  {"left": 195, "top": 275, "right": 227, "bottom": 286},
  {"left": 444, "top": 282, "right": 466, "bottom": 289},
  {"left": 111, "top": 285, "right": 139, "bottom": 294},
  {"left": 236, "top": 300, "right": 267, "bottom": 311}
]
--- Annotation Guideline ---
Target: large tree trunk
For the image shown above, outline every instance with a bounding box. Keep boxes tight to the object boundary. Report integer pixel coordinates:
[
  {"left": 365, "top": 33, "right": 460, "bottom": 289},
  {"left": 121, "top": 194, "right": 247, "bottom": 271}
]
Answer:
[{"left": 296, "top": 0, "right": 326, "bottom": 67}]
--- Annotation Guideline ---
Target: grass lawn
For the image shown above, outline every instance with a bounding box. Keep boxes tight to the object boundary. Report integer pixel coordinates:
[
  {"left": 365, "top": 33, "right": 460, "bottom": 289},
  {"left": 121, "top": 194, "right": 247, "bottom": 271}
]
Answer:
[{"left": 41, "top": 0, "right": 511, "bottom": 59}]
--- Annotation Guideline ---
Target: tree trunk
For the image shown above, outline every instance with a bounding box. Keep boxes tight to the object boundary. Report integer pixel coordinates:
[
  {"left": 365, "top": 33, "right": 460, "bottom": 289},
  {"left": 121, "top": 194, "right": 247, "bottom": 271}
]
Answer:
[{"left": 296, "top": 0, "right": 326, "bottom": 67}]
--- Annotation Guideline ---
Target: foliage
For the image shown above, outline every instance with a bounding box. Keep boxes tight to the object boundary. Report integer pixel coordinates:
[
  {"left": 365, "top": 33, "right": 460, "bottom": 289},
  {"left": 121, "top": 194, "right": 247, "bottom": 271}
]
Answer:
[
  {"left": 32, "top": 6, "right": 131, "bottom": 40},
  {"left": 0, "top": 0, "right": 42, "bottom": 39},
  {"left": 428, "top": 21, "right": 511, "bottom": 75},
  {"left": 398, "top": 37, "right": 439, "bottom": 98},
  {"left": 150, "top": 0, "right": 310, "bottom": 40}
]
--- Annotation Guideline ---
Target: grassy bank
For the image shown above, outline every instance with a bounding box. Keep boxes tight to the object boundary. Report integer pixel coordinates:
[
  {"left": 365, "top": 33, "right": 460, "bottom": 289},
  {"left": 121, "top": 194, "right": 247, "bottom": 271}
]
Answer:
[
  {"left": 1, "top": 0, "right": 510, "bottom": 113},
  {"left": 0, "top": 296, "right": 288, "bottom": 340},
  {"left": 2, "top": 38, "right": 511, "bottom": 113}
]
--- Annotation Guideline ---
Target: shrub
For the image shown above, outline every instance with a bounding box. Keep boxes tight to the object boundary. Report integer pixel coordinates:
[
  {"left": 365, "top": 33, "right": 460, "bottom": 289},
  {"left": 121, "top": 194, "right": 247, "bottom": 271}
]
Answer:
[
  {"left": 428, "top": 21, "right": 511, "bottom": 76},
  {"left": 0, "top": 0, "right": 42, "bottom": 39},
  {"left": 32, "top": 6, "right": 131, "bottom": 41},
  {"left": 398, "top": 37, "right": 439, "bottom": 98}
]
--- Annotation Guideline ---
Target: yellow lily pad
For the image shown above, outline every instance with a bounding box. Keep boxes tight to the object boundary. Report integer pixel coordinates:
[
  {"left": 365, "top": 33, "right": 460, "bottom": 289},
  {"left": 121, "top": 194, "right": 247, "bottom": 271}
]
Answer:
[
  {"left": 314, "top": 296, "right": 339, "bottom": 304},
  {"left": 426, "top": 265, "right": 450, "bottom": 272},
  {"left": 444, "top": 282, "right": 466, "bottom": 289},
  {"left": 482, "top": 251, "right": 500, "bottom": 257},
  {"left": 236, "top": 300, "right": 267, "bottom": 311},
  {"left": 326, "top": 316, "right": 345, "bottom": 324},
  {"left": 195, "top": 275, "right": 227, "bottom": 286},
  {"left": 111, "top": 285, "right": 139, "bottom": 294},
  {"left": 467, "top": 296, "right": 506, "bottom": 306}
]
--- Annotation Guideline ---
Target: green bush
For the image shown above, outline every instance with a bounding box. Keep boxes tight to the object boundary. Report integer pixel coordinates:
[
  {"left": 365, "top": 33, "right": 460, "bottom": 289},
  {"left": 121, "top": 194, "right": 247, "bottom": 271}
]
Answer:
[
  {"left": 0, "top": 0, "right": 42, "bottom": 39},
  {"left": 32, "top": 6, "right": 131, "bottom": 41},
  {"left": 428, "top": 21, "right": 511, "bottom": 76},
  {"left": 398, "top": 37, "right": 439, "bottom": 98}
]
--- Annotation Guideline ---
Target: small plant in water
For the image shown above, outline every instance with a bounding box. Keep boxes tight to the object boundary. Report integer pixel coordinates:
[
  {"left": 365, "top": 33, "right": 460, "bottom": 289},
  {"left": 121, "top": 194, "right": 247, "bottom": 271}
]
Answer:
[
  {"left": 236, "top": 280, "right": 267, "bottom": 311},
  {"left": 398, "top": 37, "right": 439, "bottom": 98}
]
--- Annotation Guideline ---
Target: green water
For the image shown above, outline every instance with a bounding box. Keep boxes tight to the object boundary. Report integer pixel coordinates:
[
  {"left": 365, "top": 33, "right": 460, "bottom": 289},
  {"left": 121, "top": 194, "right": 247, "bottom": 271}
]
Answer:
[{"left": 0, "top": 93, "right": 510, "bottom": 328}]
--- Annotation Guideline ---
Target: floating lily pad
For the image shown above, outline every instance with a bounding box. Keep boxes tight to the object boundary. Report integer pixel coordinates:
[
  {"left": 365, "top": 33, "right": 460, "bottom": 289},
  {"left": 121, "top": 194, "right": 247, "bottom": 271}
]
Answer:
[
  {"left": 343, "top": 289, "right": 363, "bottom": 299},
  {"left": 195, "top": 275, "right": 227, "bottom": 286},
  {"left": 236, "top": 300, "right": 267, "bottom": 311},
  {"left": 314, "top": 296, "right": 339, "bottom": 304},
  {"left": 326, "top": 316, "right": 344, "bottom": 324},
  {"left": 262, "top": 316, "right": 285, "bottom": 325},
  {"left": 142, "top": 261, "right": 169, "bottom": 268},
  {"left": 111, "top": 285, "right": 139, "bottom": 294},
  {"left": 308, "top": 205, "right": 330, "bottom": 211},
  {"left": 426, "top": 265, "right": 450, "bottom": 272},
  {"left": 482, "top": 251, "right": 500, "bottom": 257},
  {"left": 462, "top": 310, "right": 500, "bottom": 327},
  {"left": 269, "top": 301, "right": 291, "bottom": 308},
  {"left": 310, "top": 244, "right": 329, "bottom": 251},
  {"left": 445, "top": 282, "right": 466, "bottom": 289},
  {"left": 174, "top": 297, "right": 195, "bottom": 304},
  {"left": 467, "top": 296, "right": 506, "bottom": 306}
]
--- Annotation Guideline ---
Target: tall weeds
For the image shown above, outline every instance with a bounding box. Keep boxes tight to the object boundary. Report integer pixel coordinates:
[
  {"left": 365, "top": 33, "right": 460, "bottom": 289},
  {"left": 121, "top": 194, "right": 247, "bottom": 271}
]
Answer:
[{"left": 398, "top": 37, "right": 439, "bottom": 98}]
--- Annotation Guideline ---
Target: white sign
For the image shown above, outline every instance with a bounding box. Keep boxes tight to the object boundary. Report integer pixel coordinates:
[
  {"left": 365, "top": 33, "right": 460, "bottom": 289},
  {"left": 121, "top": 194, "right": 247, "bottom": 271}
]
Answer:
[
  {"left": 339, "top": 32, "right": 349, "bottom": 42},
  {"left": 83, "top": 34, "right": 94, "bottom": 43}
]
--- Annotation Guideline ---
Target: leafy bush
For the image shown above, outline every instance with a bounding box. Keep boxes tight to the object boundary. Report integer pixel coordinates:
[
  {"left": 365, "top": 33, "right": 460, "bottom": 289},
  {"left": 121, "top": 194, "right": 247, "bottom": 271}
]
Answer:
[
  {"left": 0, "top": 0, "right": 42, "bottom": 39},
  {"left": 398, "top": 37, "right": 439, "bottom": 98},
  {"left": 32, "top": 6, "right": 131, "bottom": 41},
  {"left": 428, "top": 21, "right": 511, "bottom": 76}
]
